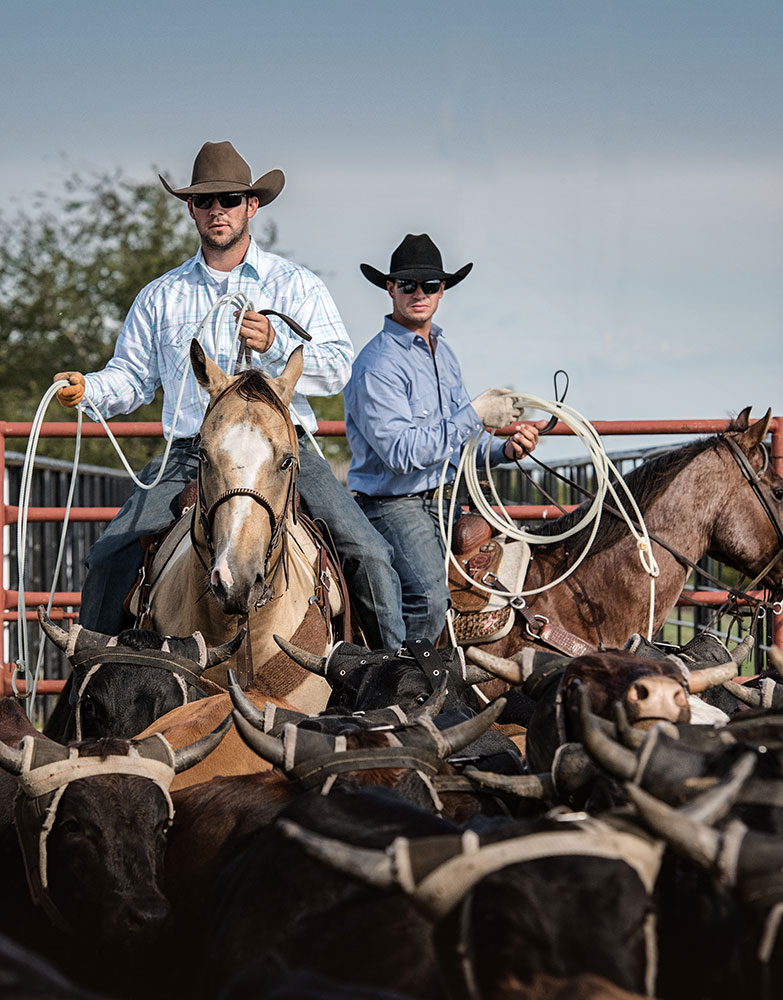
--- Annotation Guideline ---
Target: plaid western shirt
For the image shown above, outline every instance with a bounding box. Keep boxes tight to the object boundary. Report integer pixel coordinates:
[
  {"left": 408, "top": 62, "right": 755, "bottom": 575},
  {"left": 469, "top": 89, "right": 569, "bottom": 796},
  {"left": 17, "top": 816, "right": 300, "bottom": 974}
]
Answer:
[{"left": 83, "top": 238, "right": 353, "bottom": 436}]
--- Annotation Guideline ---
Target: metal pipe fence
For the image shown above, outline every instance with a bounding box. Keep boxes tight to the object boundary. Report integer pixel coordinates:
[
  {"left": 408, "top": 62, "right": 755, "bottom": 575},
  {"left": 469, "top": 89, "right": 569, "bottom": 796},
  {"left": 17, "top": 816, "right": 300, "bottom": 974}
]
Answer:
[{"left": 2, "top": 417, "right": 781, "bottom": 722}]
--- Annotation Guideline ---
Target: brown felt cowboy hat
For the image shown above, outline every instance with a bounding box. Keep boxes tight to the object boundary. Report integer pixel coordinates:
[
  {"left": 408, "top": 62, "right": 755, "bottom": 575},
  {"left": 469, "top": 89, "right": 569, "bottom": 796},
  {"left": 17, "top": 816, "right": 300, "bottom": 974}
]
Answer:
[
  {"left": 361, "top": 233, "right": 473, "bottom": 290},
  {"left": 159, "top": 141, "right": 285, "bottom": 207}
]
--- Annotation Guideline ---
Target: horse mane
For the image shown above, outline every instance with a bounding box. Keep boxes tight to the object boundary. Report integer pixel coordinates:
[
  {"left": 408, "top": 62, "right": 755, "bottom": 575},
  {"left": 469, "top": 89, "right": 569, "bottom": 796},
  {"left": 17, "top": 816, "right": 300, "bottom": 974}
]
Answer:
[
  {"left": 529, "top": 425, "right": 740, "bottom": 553},
  {"left": 207, "top": 369, "right": 291, "bottom": 424}
]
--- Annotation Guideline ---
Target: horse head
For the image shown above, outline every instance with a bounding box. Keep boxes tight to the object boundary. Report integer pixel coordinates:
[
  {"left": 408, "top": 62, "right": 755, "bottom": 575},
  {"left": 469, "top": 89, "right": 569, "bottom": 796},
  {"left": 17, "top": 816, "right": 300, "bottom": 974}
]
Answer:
[
  {"left": 713, "top": 406, "right": 783, "bottom": 595},
  {"left": 190, "top": 341, "right": 304, "bottom": 615}
]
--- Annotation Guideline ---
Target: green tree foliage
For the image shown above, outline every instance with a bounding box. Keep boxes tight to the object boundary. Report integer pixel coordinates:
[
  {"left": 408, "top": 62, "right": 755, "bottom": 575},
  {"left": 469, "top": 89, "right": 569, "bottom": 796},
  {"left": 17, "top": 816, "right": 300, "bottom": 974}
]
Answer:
[{"left": 0, "top": 170, "right": 281, "bottom": 467}]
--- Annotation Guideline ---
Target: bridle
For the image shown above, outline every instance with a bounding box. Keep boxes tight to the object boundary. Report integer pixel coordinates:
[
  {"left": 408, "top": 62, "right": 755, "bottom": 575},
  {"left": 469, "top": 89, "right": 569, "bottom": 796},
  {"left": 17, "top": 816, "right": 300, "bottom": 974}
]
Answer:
[
  {"left": 190, "top": 396, "right": 300, "bottom": 609},
  {"left": 722, "top": 437, "right": 783, "bottom": 549}
]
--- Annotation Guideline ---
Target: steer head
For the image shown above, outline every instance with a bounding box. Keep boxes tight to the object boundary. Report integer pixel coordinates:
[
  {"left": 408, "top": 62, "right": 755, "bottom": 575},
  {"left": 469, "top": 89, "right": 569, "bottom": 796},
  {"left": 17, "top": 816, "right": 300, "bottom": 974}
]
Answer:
[
  {"left": 39, "top": 607, "right": 244, "bottom": 741},
  {"left": 0, "top": 716, "right": 230, "bottom": 947}
]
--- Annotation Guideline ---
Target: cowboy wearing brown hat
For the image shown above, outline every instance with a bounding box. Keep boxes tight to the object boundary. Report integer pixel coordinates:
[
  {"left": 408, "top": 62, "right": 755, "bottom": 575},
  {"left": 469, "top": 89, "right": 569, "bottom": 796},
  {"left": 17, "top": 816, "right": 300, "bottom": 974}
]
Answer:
[
  {"left": 343, "top": 233, "right": 538, "bottom": 643},
  {"left": 51, "top": 141, "right": 405, "bottom": 650}
]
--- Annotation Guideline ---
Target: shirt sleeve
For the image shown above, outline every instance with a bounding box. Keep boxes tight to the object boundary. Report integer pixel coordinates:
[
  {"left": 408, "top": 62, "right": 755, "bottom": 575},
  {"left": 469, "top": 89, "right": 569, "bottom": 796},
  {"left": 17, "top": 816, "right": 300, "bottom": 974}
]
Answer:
[
  {"left": 81, "top": 290, "right": 161, "bottom": 419},
  {"left": 250, "top": 273, "right": 353, "bottom": 397},
  {"left": 349, "top": 368, "right": 484, "bottom": 475}
]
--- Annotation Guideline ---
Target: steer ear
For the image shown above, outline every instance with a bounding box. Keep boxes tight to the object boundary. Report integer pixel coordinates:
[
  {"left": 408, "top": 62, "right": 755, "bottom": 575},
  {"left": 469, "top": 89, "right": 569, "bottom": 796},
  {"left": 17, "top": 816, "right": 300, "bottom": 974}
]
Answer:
[
  {"left": 190, "top": 340, "right": 229, "bottom": 399},
  {"left": 268, "top": 347, "right": 304, "bottom": 408}
]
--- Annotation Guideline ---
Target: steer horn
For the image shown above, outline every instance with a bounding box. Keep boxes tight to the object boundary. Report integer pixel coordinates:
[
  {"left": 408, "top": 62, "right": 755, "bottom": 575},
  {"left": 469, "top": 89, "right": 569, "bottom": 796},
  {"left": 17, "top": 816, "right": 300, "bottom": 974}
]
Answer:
[
  {"left": 439, "top": 697, "right": 507, "bottom": 757},
  {"left": 230, "top": 710, "right": 286, "bottom": 768},
  {"left": 0, "top": 739, "right": 24, "bottom": 775},
  {"left": 278, "top": 819, "right": 397, "bottom": 889},
  {"left": 37, "top": 607, "right": 114, "bottom": 653},
  {"left": 687, "top": 662, "right": 739, "bottom": 694},
  {"left": 273, "top": 634, "right": 328, "bottom": 675},
  {"left": 464, "top": 647, "right": 525, "bottom": 685},
  {"left": 168, "top": 713, "right": 233, "bottom": 773},
  {"left": 680, "top": 752, "right": 757, "bottom": 825},
  {"left": 463, "top": 766, "right": 555, "bottom": 800},
  {"left": 578, "top": 686, "right": 638, "bottom": 780},
  {"left": 205, "top": 627, "right": 248, "bottom": 668},
  {"left": 723, "top": 681, "right": 763, "bottom": 708}
]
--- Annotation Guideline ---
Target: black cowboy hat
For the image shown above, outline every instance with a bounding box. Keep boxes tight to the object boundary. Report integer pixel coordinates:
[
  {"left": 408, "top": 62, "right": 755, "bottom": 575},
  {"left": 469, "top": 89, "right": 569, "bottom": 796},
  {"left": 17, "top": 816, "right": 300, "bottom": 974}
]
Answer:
[
  {"left": 361, "top": 233, "right": 473, "bottom": 290},
  {"left": 159, "top": 141, "right": 285, "bottom": 207}
]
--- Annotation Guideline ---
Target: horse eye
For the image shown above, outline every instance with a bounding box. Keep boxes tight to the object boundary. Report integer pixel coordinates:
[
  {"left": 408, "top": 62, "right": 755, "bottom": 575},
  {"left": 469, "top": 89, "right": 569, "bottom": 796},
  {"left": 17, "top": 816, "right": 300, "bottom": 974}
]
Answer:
[
  {"left": 198, "top": 448, "right": 210, "bottom": 466},
  {"left": 80, "top": 697, "right": 96, "bottom": 717},
  {"left": 774, "top": 487, "right": 783, "bottom": 501},
  {"left": 280, "top": 455, "right": 295, "bottom": 470},
  {"left": 415, "top": 693, "right": 429, "bottom": 705}
]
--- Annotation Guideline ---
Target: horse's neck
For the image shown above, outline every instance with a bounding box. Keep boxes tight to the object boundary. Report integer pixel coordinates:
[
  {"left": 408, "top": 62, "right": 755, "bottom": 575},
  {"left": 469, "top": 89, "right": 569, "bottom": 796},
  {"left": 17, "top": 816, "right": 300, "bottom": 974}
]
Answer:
[{"left": 527, "top": 448, "right": 729, "bottom": 645}]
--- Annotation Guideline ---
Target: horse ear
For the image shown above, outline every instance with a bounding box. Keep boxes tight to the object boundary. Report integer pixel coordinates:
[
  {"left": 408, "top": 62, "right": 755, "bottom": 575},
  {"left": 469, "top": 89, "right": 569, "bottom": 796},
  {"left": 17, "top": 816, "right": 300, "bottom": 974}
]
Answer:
[
  {"left": 190, "top": 340, "right": 229, "bottom": 398},
  {"left": 269, "top": 347, "right": 304, "bottom": 407},
  {"left": 735, "top": 407, "right": 772, "bottom": 454},
  {"left": 734, "top": 406, "right": 752, "bottom": 431}
]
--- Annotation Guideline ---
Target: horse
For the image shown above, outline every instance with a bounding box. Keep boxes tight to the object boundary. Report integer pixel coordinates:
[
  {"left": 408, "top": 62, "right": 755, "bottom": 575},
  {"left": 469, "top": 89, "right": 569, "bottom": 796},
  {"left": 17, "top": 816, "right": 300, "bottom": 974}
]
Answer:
[
  {"left": 146, "top": 342, "right": 340, "bottom": 713},
  {"left": 462, "top": 407, "right": 782, "bottom": 658}
]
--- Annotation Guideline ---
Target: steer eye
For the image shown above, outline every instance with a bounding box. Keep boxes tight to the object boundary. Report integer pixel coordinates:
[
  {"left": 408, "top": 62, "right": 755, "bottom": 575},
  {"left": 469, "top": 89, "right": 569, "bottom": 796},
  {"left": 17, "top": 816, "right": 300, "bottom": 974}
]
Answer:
[{"left": 57, "top": 816, "right": 82, "bottom": 836}]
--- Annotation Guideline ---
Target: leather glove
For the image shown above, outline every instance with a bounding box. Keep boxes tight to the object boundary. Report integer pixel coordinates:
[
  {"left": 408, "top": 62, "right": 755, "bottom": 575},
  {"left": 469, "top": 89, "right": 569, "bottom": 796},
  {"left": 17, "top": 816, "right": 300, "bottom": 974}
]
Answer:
[
  {"left": 53, "top": 372, "right": 86, "bottom": 407},
  {"left": 470, "top": 388, "right": 526, "bottom": 428}
]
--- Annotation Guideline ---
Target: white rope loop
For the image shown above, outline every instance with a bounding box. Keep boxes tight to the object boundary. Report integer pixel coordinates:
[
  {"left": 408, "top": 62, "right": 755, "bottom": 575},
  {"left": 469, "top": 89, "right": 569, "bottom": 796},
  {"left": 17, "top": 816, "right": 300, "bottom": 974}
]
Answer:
[
  {"left": 15, "top": 292, "right": 262, "bottom": 718},
  {"left": 442, "top": 394, "right": 660, "bottom": 644}
]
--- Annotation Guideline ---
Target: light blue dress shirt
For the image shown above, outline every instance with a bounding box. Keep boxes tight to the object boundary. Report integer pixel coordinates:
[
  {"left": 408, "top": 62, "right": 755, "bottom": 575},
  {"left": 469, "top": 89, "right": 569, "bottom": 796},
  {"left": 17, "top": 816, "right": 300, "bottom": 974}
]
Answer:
[
  {"left": 83, "top": 238, "right": 353, "bottom": 436},
  {"left": 344, "top": 316, "right": 507, "bottom": 496}
]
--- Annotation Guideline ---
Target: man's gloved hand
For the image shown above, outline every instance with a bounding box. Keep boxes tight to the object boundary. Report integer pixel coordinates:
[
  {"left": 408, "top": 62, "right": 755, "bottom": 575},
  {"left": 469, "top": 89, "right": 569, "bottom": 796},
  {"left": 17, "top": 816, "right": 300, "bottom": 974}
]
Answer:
[
  {"left": 53, "top": 372, "right": 86, "bottom": 407},
  {"left": 470, "top": 388, "right": 526, "bottom": 428}
]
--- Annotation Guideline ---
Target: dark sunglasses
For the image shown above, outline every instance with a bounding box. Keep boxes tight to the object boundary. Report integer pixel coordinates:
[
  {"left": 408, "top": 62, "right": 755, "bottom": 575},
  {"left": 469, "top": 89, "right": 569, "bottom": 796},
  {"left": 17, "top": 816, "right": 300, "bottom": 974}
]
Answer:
[
  {"left": 191, "top": 192, "right": 247, "bottom": 210},
  {"left": 395, "top": 278, "right": 443, "bottom": 295}
]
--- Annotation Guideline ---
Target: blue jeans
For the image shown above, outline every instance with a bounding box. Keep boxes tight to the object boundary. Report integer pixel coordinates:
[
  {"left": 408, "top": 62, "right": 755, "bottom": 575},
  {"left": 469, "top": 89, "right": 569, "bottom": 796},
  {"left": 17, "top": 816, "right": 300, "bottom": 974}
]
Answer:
[
  {"left": 79, "top": 439, "right": 201, "bottom": 634},
  {"left": 296, "top": 442, "right": 404, "bottom": 650},
  {"left": 80, "top": 438, "right": 406, "bottom": 650},
  {"left": 354, "top": 494, "right": 458, "bottom": 644}
]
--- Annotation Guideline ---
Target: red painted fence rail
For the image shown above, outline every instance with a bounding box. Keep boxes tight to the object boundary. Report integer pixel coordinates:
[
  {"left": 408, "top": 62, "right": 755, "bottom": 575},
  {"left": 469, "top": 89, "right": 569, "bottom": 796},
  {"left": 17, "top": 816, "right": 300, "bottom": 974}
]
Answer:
[{"left": 2, "top": 416, "right": 782, "bottom": 696}]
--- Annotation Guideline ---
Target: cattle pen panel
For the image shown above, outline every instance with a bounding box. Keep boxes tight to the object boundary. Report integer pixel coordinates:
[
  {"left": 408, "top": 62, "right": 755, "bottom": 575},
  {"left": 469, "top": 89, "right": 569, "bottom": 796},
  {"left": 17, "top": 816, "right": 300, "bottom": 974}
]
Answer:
[{"left": 2, "top": 417, "right": 781, "bottom": 709}]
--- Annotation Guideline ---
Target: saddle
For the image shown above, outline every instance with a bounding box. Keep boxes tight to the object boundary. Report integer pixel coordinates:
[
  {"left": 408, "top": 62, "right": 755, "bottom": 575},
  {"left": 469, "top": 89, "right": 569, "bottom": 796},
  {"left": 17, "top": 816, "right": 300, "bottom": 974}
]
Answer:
[
  {"left": 447, "top": 512, "right": 531, "bottom": 645},
  {"left": 126, "top": 480, "right": 351, "bottom": 642}
]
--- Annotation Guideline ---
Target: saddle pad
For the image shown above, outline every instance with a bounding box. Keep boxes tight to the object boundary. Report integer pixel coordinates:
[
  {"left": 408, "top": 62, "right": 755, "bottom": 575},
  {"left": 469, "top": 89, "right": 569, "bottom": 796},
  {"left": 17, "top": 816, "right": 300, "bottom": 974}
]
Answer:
[{"left": 451, "top": 605, "right": 515, "bottom": 645}]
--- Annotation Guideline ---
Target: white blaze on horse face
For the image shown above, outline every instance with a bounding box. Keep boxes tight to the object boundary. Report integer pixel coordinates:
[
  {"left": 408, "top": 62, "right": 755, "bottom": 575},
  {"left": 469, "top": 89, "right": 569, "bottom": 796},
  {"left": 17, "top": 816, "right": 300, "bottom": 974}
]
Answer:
[{"left": 210, "top": 422, "right": 276, "bottom": 587}]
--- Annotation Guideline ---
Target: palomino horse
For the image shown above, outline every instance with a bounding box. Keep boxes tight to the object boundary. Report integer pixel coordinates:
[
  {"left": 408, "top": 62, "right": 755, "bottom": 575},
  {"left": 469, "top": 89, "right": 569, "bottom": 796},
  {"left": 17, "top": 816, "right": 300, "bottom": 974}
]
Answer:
[
  {"left": 147, "top": 343, "right": 339, "bottom": 713},
  {"left": 469, "top": 407, "right": 783, "bottom": 658}
]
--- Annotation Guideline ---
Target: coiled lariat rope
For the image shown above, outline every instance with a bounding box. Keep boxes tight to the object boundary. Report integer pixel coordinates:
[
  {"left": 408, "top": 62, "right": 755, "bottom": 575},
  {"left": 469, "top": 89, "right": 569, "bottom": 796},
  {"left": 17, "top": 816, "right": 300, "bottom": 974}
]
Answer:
[
  {"left": 440, "top": 394, "right": 660, "bottom": 648},
  {"left": 15, "top": 292, "right": 324, "bottom": 719}
]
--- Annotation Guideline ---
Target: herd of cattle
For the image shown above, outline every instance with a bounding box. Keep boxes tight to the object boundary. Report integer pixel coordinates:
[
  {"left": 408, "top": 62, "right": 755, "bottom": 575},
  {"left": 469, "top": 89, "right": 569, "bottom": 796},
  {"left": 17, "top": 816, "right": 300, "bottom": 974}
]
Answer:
[{"left": 2, "top": 608, "right": 783, "bottom": 1000}]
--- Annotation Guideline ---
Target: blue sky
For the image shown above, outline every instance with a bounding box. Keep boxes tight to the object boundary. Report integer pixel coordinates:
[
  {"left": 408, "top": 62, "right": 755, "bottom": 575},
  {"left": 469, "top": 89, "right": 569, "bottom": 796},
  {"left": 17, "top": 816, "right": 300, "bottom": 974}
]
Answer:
[{"left": 2, "top": 1, "right": 781, "bottom": 455}]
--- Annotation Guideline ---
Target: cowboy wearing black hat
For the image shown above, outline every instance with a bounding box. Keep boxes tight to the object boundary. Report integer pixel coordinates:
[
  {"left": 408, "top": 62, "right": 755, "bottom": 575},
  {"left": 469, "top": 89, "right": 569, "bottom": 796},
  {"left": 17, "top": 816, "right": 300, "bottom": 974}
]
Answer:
[
  {"left": 344, "top": 234, "right": 538, "bottom": 643},
  {"left": 51, "top": 141, "right": 405, "bottom": 650}
]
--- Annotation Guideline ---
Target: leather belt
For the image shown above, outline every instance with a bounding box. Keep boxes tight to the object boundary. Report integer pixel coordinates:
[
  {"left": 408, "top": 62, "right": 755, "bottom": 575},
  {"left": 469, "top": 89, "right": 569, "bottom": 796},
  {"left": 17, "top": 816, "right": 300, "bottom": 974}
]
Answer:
[{"left": 355, "top": 483, "right": 455, "bottom": 502}]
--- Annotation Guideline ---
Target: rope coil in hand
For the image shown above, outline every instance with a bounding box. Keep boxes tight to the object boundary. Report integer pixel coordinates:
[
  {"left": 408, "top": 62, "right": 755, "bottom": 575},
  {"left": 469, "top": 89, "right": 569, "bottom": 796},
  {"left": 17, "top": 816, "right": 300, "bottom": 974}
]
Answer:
[{"left": 440, "top": 394, "right": 660, "bottom": 645}]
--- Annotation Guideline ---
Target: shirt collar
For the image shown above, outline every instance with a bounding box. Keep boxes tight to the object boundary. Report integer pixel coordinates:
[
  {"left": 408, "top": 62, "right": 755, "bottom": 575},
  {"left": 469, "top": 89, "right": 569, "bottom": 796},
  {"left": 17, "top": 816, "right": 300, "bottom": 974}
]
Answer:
[
  {"left": 382, "top": 315, "right": 443, "bottom": 350},
  {"left": 186, "top": 237, "right": 263, "bottom": 280}
]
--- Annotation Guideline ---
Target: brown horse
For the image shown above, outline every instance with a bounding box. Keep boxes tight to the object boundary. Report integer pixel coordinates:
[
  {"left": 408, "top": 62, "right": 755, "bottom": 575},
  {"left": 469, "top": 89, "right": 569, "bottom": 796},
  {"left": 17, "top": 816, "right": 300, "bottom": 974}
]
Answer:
[
  {"left": 468, "top": 407, "right": 782, "bottom": 657},
  {"left": 147, "top": 343, "right": 339, "bottom": 713}
]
